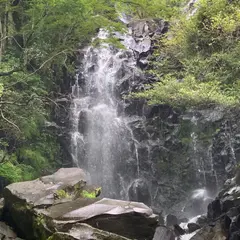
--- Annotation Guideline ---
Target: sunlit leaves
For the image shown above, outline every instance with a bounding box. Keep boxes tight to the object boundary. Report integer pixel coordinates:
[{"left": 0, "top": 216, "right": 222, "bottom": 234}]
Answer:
[
  {"left": 116, "top": 0, "right": 185, "bottom": 20},
  {"left": 133, "top": 0, "right": 240, "bottom": 109},
  {"left": 132, "top": 75, "right": 239, "bottom": 109}
]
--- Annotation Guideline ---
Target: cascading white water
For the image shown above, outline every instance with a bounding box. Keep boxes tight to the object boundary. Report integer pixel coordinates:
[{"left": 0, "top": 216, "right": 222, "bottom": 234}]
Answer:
[{"left": 70, "top": 30, "right": 139, "bottom": 197}]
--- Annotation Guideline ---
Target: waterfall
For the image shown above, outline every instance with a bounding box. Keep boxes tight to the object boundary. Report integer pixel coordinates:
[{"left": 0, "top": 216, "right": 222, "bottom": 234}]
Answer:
[
  {"left": 70, "top": 30, "right": 138, "bottom": 198},
  {"left": 68, "top": 21, "right": 231, "bottom": 217}
]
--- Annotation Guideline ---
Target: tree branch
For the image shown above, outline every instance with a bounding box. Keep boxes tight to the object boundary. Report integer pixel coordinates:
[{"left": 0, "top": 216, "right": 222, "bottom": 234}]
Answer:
[
  {"left": 27, "top": 50, "right": 68, "bottom": 76},
  {"left": 0, "top": 110, "right": 21, "bottom": 132}
]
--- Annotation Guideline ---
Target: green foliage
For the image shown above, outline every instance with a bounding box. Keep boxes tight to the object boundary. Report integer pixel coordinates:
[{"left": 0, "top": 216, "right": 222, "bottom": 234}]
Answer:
[
  {"left": 0, "top": 161, "right": 35, "bottom": 182},
  {"left": 20, "top": 0, "right": 123, "bottom": 70},
  {"left": 116, "top": 0, "right": 185, "bottom": 20},
  {"left": 0, "top": 162, "right": 22, "bottom": 182},
  {"left": 133, "top": 74, "right": 238, "bottom": 109},
  {"left": 81, "top": 187, "right": 101, "bottom": 199},
  {"left": 55, "top": 190, "right": 70, "bottom": 199},
  {"left": 133, "top": 0, "right": 240, "bottom": 109}
]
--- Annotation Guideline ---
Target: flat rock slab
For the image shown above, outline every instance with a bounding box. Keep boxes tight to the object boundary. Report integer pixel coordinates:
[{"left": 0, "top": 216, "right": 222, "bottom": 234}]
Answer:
[
  {"left": 3, "top": 168, "right": 158, "bottom": 240},
  {"left": 60, "top": 198, "right": 155, "bottom": 220},
  {"left": 40, "top": 168, "right": 86, "bottom": 185},
  {"left": 49, "top": 198, "right": 158, "bottom": 240},
  {"left": 4, "top": 168, "right": 86, "bottom": 206}
]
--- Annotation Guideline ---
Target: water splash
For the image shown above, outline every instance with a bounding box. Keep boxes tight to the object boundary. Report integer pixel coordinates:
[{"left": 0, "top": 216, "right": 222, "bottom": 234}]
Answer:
[{"left": 191, "top": 188, "right": 209, "bottom": 200}]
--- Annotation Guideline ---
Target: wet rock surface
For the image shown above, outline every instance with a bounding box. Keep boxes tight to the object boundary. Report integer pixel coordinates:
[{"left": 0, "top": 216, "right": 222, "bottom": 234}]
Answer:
[
  {"left": 152, "top": 226, "right": 175, "bottom": 240},
  {"left": 2, "top": 168, "right": 158, "bottom": 240},
  {"left": 182, "top": 170, "right": 240, "bottom": 239},
  {"left": 58, "top": 17, "right": 240, "bottom": 221},
  {"left": 188, "top": 223, "right": 201, "bottom": 233},
  {"left": 116, "top": 19, "right": 240, "bottom": 216}
]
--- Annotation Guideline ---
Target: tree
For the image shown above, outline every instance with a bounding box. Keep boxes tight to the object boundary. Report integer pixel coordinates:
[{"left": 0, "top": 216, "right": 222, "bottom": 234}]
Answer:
[{"left": 0, "top": 0, "right": 122, "bottom": 182}]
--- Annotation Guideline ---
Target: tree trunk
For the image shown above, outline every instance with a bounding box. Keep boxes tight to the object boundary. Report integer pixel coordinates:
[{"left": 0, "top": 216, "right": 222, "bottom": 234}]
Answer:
[{"left": 0, "top": 3, "right": 8, "bottom": 62}]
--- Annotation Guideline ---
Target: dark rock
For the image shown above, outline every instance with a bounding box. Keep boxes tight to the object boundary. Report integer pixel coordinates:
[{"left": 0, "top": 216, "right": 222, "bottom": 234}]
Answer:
[
  {"left": 153, "top": 226, "right": 175, "bottom": 240},
  {"left": 187, "top": 223, "right": 201, "bottom": 233},
  {"left": 236, "top": 214, "right": 240, "bottom": 228},
  {"left": 222, "top": 215, "right": 231, "bottom": 233},
  {"left": 166, "top": 214, "right": 178, "bottom": 226},
  {"left": 230, "top": 231, "right": 240, "bottom": 240},
  {"left": 207, "top": 199, "right": 222, "bottom": 220},
  {"left": 174, "top": 224, "right": 185, "bottom": 236},
  {"left": 229, "top": 221, "right": 239, "bottom": 236},
  {"left": 227, "top": 206, "right": 240, "bottom": 218},
  {"left": 0, "top": 198, "right": 4, "bottom": 220},
  {"left": 196, "top": 215, "right": 208, "bottom": 227},
  {"left": 222, "top": 199, "right": 235, "bottom": 213},
  {"left": 0, "top": 177, "right": 10, "bottom": 197},
  {"left": 78, "top": 111, "right": 88, "bottom": 135}
]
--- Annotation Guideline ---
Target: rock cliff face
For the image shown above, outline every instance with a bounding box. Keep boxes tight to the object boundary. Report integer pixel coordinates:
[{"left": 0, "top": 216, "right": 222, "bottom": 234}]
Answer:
[{"left": 58, "top": 19, "right": 240, "bottom": 218}]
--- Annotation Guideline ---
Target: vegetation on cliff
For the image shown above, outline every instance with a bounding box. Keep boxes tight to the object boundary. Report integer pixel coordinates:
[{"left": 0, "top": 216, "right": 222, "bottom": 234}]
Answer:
[{"left": 133, "top": 0, "right": 240, "bottom": 109}]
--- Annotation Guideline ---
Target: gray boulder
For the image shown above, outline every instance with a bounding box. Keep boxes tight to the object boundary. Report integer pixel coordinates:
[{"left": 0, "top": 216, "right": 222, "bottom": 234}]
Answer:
[
  {"left": 153, "top": 226, "right": 175, "bottom": 240},
  {"left": 3, "top": 168, "right": 158, "bottom": 240}
]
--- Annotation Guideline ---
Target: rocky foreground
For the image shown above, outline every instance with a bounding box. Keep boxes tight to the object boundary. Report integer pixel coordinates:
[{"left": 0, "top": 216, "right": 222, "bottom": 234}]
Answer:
[
  {"left": 1, "top": 168, "right": 240, "bottom": 239},
  {"left": 0, "top": 168, "right": 158, "bottom": 240}
]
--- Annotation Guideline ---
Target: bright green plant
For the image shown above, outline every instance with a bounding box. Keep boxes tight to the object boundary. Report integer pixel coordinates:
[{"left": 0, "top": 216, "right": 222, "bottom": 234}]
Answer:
[
  {"left": 55, "top": 190, "right": 70, "bottom": 199},
  {"left": 81, "top": 187, "right": 101, "bottom": 199}
]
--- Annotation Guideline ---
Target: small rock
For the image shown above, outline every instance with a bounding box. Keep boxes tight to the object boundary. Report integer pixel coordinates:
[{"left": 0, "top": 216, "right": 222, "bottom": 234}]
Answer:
[
  {"left": 207, "top": 199, "right": 222, "bottom": 220},
  {"left": 153, "top": 226, "right": 175, "bottom": 240},
  {"left": 222, "top": 200, "right": 235, "bottom": 213},
  {"left": 187, "top": 223, "right": 201, "bottom": 233},
  {"left": 196, "top": 215, "right": 208, "bottom": 227},
  {"left": 166, "top": 214, "right": 178, "bottom": 226},
  {"left": 174, "top": 224, "right": 185, "bottom": 236}
]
